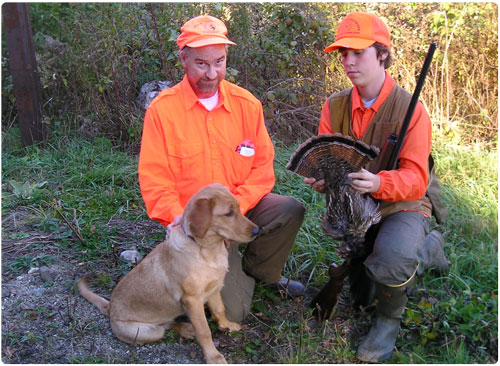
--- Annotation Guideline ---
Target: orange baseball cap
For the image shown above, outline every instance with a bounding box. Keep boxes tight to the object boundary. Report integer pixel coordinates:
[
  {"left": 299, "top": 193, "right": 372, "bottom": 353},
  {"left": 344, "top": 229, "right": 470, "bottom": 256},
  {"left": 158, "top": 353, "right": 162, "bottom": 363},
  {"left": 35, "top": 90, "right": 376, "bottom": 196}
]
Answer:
[
  {"left": 324, "top": 12, "right": 391, "bottom": 53},
  {"left": 177, "top": 15, "right": 236, "bottom": 50}
]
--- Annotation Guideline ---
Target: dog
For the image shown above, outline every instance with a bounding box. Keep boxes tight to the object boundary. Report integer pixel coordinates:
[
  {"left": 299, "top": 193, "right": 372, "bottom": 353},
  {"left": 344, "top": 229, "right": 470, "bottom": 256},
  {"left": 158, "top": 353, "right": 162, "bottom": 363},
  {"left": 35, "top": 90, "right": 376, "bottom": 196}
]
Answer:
[{"left": 78, "top": 183, "right": 260, "bottom": 363}]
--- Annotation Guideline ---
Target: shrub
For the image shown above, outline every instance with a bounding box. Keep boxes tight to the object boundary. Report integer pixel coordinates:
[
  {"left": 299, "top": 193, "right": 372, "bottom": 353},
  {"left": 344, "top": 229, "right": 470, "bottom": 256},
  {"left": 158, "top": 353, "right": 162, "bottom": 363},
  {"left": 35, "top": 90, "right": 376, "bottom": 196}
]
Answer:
[{"left": 1, "top": 3, "right": 497, "bottom": 147}]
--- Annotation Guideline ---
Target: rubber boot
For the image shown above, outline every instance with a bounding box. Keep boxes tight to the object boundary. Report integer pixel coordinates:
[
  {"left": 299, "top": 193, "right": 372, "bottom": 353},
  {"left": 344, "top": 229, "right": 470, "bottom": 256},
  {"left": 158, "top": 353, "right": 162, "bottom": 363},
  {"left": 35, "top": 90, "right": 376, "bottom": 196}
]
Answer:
[
  {"left": 357, "top": 281, "right": 410, "bottom": 362},
  {"left": 220, "top": 243, "right": 255, "bottom": 322},
  {"left": 417, "top": 230, "right": 450, "bottom": 276}
]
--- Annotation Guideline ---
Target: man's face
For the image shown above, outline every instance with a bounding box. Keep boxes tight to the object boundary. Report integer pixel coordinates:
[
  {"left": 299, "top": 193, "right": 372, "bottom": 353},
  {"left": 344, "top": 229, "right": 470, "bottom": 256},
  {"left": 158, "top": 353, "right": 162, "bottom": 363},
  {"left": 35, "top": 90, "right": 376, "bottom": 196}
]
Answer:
[
  {"left": 339, "top": 46, "right": 386, "bottom": 88},
  {"left": 180, "top": 44, "right": 227, "bottom": 98}
]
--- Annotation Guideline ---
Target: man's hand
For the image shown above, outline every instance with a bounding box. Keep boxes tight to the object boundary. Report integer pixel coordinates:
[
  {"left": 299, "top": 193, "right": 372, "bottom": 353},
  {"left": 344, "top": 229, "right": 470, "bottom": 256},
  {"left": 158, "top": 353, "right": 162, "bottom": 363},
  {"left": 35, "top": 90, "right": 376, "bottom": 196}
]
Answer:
[
  {"left": 348, "top": 168, "right": 381, "bottom": 194},
  {"left": 304, "top": 177, "right": 326, "bottom": 193}
]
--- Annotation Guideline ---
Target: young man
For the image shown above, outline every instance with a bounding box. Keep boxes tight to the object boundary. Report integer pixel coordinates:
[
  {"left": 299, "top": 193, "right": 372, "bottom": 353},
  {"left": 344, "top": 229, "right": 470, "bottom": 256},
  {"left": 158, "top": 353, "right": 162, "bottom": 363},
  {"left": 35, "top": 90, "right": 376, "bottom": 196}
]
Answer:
[
  {"left": 138, "top": 15, "right": 305, "bottom": 323},
  {"left": 304, "top": 12, "right": 449, "bottom": 362}
]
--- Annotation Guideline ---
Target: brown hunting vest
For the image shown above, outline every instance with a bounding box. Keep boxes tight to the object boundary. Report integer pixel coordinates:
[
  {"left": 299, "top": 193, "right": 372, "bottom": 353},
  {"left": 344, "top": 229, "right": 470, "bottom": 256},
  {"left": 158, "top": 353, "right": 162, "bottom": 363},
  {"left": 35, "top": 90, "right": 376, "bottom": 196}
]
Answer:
[{"left": 328, "top": 86, "right": 447, "bottom": 223}]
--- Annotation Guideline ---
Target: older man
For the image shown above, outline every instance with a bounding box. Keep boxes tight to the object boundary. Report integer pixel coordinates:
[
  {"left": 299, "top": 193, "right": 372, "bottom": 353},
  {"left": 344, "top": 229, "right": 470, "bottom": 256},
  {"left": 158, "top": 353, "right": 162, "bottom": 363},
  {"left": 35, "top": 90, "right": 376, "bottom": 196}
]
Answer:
[{"left": 138, "top": 15, "right": 305, "bottom": 323}]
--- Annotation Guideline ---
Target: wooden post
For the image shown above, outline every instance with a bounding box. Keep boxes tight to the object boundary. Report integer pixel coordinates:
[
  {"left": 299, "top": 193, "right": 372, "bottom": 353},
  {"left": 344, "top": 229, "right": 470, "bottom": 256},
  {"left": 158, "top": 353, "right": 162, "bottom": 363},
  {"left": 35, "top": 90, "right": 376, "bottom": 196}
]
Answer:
[{"left": 3, "top": 3, "right": 46, "bottom": 146}]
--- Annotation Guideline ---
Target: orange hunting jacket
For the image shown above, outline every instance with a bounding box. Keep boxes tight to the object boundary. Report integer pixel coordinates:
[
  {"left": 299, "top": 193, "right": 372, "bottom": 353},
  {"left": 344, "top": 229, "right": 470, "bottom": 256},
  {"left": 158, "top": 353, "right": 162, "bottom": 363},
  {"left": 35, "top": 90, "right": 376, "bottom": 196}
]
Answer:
[
  {"left": 318, "top": 73, "right": 431, "bottom": 204},
  {"left": 138, "top": 76, "right": 275, "bottom": 226}
]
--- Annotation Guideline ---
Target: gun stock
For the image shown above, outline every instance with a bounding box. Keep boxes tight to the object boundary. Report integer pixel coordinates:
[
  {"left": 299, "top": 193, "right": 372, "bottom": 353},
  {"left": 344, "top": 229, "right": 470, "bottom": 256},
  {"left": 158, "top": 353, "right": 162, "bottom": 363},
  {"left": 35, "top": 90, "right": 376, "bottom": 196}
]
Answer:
[{"left": 310, "top": 260, "right": 353, "bottom": 320}]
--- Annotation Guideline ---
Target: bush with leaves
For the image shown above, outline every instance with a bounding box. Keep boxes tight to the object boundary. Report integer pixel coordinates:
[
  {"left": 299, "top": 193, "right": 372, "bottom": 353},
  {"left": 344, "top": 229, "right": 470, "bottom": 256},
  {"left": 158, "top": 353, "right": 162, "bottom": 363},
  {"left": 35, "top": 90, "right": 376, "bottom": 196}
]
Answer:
[{"left": 1, "top": 3, "right": 497, "bottom": 147}]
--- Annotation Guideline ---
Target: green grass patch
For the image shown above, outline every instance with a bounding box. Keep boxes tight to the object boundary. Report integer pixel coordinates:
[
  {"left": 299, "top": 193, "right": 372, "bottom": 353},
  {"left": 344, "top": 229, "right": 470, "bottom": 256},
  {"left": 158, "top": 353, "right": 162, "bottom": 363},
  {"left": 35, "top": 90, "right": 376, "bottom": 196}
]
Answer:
[
  {"left": 1, "top": 129, "right": 497, "bottom": 363},
  {"left": 2, "top": 130, "right": 148, "bottom": 261}
]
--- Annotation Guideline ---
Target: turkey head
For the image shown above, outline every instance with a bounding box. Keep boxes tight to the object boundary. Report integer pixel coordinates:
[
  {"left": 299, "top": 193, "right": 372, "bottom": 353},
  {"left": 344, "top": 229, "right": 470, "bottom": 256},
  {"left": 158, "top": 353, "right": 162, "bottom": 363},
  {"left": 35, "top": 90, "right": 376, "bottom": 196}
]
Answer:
[{"left": 287, "top": 134, "right": 382, "bottom": 259}]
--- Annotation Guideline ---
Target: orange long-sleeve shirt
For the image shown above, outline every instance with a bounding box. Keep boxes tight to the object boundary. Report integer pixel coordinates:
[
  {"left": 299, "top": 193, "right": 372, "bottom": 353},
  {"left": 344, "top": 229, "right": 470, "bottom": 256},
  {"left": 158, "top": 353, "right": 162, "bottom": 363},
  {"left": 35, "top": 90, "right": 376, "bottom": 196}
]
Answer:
[
  {"left": 138, "top": 76, "right": 275, "bottom": 226},
  {"left": 318, "top": 73, "right": 431, "bottom": 203}
]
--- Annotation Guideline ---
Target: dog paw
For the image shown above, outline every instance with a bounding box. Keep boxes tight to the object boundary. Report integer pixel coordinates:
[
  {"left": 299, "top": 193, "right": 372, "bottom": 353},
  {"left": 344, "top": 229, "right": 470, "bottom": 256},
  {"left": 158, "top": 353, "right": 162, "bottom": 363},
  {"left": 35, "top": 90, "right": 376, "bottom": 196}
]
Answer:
[
  {"left": 206, "top": 352, "right": 227, "bottom": 364},
  {"left": 178, "top": 323, "right": 196, "bottom": 339},
  {"left": 207, "top": 353, "right": 227, "bottom": 364},
  {"left": 218, "top": 320, "right": 241, "bottom": 332}
]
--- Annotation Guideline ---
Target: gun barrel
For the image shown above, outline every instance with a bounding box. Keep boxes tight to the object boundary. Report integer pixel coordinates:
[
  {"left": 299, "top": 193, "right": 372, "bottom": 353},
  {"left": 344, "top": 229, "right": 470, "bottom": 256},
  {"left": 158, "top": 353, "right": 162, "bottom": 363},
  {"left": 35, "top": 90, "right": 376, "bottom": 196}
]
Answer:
[{"left": 387, "top": 42, "right": 437, "bottom": 171}]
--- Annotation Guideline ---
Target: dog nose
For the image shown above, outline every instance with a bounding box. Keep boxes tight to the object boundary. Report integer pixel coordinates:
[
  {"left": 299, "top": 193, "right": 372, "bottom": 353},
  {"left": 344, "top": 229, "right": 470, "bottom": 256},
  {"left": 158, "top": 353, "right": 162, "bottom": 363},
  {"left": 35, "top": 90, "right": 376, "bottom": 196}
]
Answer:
[{"left": 251, "top": 226, "right": 260, "bottom": 237}]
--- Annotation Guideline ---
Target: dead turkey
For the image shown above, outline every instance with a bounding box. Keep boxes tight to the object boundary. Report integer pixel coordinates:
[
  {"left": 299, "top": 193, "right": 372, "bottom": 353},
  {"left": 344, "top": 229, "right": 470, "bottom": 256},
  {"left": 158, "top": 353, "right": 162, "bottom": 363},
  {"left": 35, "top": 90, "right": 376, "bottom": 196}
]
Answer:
[{"left": 286, "top": 133, "right": 382, "bottom": 259}]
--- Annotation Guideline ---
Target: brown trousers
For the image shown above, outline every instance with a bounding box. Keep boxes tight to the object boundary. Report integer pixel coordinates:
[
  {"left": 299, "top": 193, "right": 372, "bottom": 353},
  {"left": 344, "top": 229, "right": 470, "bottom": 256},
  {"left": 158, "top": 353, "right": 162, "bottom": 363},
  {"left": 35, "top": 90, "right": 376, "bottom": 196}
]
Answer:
[{"left": 221, "top": 193, "right": 305, "bottom": 321}]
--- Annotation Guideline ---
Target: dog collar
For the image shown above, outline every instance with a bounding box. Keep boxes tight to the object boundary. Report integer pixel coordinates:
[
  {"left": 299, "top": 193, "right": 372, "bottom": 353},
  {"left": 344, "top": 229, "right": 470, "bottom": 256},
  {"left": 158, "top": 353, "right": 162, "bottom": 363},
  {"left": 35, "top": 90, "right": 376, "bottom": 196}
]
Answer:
[{"left": 181, "top": 224, "right": 197, "bottom": 243}]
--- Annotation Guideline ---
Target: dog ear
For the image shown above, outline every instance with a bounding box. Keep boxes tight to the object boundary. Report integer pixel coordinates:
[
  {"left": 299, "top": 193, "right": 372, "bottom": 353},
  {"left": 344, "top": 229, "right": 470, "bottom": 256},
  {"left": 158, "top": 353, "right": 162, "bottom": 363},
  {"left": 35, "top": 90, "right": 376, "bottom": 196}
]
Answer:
[{"left": 187, "top": 198, "right": 214, "bottom": 238}]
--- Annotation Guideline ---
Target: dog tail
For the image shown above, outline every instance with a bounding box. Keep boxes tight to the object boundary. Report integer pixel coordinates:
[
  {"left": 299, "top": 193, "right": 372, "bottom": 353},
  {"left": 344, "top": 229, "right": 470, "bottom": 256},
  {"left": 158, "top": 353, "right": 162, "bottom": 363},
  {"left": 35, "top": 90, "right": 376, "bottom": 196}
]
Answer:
[{"left": 78, "top": 274, "right": 110, "bottom": 317}]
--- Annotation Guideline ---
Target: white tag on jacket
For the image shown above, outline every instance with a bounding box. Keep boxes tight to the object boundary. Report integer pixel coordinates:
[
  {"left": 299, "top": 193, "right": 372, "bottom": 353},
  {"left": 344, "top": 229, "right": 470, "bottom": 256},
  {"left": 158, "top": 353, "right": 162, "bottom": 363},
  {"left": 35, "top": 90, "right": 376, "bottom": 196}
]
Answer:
[{"left": 239, "top": 146, "right": 255, "bottom": 157}]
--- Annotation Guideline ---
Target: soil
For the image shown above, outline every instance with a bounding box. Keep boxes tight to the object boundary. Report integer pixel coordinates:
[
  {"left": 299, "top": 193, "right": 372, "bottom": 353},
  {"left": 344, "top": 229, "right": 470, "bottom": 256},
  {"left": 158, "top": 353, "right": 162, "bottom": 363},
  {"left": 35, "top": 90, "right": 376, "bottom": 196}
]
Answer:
[{"left": 1, "top": 208, "right": 362, "bottom": 364}]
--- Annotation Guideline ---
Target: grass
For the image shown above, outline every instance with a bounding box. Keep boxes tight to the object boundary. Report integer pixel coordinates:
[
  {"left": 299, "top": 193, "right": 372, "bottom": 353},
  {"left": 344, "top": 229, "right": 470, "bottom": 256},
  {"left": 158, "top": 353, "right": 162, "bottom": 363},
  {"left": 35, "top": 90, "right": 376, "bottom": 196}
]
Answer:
[
  {"left": 2, "top": 132, "right": 161, "bottom": 263},
  {"left": 1, "top": 127, "right": 497, "bottom": 363}
]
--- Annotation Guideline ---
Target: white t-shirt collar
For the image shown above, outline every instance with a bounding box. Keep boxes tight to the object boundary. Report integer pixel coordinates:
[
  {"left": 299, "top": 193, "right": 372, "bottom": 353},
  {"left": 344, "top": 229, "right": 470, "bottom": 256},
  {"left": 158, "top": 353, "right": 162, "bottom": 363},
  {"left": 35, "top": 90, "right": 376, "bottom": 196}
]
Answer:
[{"left": 199, "top": 91, "right": 219, "bottom": 111}]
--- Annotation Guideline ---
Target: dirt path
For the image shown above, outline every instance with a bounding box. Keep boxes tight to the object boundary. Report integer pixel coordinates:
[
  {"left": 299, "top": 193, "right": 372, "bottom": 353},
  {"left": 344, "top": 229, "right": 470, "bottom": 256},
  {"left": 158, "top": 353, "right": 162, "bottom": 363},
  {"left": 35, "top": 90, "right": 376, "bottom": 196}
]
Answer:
[{"left": 1, "top": 210, "right": 210, "bottom": 363}]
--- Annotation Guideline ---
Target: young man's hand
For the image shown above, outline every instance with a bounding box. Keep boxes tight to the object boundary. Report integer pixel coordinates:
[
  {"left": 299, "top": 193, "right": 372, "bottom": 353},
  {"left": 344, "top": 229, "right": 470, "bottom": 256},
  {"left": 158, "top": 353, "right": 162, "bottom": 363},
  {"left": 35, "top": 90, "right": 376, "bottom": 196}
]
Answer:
[{"left": 348, "top": 168, "right": 381, "bottom": 194}]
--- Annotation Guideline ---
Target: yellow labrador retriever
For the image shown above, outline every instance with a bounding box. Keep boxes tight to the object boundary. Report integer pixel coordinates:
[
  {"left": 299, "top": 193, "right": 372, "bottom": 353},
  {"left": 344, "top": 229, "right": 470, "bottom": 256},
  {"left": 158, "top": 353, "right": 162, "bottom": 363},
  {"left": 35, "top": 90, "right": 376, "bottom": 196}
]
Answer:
[{"left": 78, "top": 183, "right": 259, "bottom": 364}]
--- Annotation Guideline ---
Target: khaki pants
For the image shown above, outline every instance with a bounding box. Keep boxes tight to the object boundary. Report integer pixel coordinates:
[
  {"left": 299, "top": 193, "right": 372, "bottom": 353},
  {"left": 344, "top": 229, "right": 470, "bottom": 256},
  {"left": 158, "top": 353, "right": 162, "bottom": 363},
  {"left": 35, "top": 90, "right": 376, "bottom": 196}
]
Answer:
[{"left": 221, "top": 193, "right": 305, "bottom": 321}]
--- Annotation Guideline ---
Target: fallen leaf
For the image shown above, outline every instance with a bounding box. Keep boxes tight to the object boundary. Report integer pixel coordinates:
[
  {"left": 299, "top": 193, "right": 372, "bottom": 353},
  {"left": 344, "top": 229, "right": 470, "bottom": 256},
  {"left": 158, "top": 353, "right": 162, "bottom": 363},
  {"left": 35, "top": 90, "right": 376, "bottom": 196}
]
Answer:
[
  {"left": 4, "top": 346, "right": 14, "bottom": 358},
  {"left": 428, "top": 297, "right": 438, "bottom": 305}
]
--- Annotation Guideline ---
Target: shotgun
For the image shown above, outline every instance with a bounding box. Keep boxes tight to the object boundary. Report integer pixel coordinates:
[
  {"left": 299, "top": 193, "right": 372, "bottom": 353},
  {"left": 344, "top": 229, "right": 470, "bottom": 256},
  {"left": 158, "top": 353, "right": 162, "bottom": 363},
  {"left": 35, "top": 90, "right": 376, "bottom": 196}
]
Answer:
[
  {"left": 374, "top": 42, "right": 437, "bottom": 172},
  {"left": 311, "top": 42, "right": 437, "bottom": 321}
]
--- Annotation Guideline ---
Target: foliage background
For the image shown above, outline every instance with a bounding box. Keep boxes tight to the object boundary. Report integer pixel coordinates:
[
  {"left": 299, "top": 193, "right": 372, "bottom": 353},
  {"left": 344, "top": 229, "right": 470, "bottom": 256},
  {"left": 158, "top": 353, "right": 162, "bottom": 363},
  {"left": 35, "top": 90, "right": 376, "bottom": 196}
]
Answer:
[
  {"left": 1, "top": 2, "right": 498, "bottom": 364},
  {"left": 2, "top": 2, "right": 498, "bottom": 146}
]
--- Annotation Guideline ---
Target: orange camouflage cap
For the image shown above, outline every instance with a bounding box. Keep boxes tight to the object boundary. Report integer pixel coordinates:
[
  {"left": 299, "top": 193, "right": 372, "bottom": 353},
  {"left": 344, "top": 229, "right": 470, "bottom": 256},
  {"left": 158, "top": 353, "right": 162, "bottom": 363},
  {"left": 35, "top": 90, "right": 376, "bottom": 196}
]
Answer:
[
  {"left": 177, "top": 15, "right": 236, "bottom": 50},
  {"left": 324, "top": 12, "right": 391, "bottom": 53}
]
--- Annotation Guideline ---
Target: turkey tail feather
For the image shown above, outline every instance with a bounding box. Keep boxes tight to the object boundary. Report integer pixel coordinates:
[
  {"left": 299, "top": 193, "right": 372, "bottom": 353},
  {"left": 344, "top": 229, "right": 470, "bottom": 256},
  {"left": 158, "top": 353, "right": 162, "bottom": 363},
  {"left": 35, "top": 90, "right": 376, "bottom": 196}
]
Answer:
[{"left": 286, "top": 133, "right": 379, "bottom": 180}]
